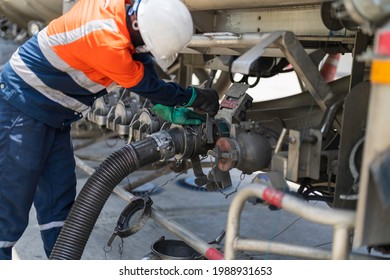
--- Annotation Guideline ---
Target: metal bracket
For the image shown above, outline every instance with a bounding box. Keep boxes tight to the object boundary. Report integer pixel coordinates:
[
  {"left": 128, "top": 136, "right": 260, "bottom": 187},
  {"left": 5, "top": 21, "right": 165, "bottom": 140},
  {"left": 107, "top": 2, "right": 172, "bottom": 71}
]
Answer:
[
  {"left": 190, "top": 155, "right": 209, "bottom": 186},
  {"left": 216, "top": 83, "right": 252, "bottom": 125},
  {"left": 287, "top": 129, "right": 323, "bottom": 181},
  {"left": 207, "top": 165, "right": 232, "bottom": 190},
  {"left": 231, "top": 31, "right": 343, "bottom": 130}
]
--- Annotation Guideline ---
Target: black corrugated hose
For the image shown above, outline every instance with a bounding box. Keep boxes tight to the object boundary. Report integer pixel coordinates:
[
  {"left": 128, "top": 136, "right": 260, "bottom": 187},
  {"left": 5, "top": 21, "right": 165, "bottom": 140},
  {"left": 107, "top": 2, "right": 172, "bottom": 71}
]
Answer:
[{"left": 49, "top": 137, "right": 163, "bottom": 260}]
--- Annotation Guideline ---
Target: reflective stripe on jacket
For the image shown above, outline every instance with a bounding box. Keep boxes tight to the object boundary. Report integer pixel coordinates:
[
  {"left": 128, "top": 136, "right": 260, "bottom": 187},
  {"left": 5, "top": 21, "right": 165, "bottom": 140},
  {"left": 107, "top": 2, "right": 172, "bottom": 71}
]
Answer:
[
  {"left": 0, "top": 0, "right": 144, "bottom": 128},
  {"left": 45, "top": 0, "right": 143, "bottom": 89}
]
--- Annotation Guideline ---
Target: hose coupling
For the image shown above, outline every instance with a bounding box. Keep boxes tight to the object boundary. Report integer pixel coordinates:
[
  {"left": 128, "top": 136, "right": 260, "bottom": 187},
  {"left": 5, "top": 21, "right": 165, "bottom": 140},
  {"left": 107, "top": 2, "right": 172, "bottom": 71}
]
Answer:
[{"left": 150, "top": 130, "right": 176, "bottom": 161}]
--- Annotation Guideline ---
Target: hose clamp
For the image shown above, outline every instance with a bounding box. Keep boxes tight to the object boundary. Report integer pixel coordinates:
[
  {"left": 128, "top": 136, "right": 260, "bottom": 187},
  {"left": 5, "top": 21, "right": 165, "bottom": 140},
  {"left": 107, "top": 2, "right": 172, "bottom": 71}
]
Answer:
[{"left": 150, "top": 130, "right": 176, "bottom": 161}]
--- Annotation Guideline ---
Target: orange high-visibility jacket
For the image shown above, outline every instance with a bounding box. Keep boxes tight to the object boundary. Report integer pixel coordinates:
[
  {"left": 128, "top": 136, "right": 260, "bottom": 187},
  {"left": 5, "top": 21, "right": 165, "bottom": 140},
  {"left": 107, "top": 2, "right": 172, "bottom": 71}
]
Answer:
[{"left": 0, "top": 0, "right": 191, "bottom": 128}]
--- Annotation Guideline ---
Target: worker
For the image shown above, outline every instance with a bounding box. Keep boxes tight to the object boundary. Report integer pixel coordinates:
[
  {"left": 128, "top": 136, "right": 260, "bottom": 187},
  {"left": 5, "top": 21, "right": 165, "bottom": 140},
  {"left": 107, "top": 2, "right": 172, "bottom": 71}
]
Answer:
[{"left": 0, "top": 0, "right": 219, "bottom": 260}]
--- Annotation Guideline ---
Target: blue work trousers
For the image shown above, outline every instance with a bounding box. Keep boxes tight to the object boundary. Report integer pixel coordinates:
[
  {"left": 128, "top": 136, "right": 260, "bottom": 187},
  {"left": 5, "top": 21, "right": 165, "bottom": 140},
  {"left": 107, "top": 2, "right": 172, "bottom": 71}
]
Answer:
[{"left": 0, "top": 97, "right": 76, "bottom": 259}]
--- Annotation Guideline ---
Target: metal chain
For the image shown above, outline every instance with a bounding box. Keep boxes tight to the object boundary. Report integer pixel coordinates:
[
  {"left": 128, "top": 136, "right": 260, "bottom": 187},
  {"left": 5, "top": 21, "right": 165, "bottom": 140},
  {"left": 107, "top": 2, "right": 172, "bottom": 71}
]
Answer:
[
  {"left": 143, "top": 171, "right": 184, "bottom": 197},
  {"left": 103, "top": 237, "right": 125, "bottom": 260},
  {"left": 103, "top": 244, "right": 112, "bottom": 260},
  {"left": 219, "top": 173, "right": 244, "bottom": 199},
  {"left": 208, "top": 155, "right": 245, "bottom": 199},
  {"left": 118, "top": 238, "right": 124, "bottom": 260}
]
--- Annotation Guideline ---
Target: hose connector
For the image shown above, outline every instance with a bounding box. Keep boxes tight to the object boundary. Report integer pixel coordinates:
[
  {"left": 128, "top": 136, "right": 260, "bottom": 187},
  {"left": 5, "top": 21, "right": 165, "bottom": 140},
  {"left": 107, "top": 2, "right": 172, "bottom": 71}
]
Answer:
[{"left": 150, "top": 130, "right": 176, "bottom": 161}]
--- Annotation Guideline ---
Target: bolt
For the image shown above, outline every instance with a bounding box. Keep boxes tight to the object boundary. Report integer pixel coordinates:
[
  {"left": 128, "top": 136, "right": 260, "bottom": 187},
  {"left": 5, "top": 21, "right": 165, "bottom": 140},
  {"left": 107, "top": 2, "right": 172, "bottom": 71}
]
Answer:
[{"left": 289, "top": 136, "right": 297, "bottom": 144}]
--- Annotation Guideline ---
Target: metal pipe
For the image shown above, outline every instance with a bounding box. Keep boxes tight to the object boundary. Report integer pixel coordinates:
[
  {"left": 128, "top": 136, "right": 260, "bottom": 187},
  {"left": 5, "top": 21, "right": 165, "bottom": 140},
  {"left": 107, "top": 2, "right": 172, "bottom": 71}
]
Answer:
[
  {"left": 236, "top": 239, "right": 333, "bottom": 259},
  {"left": 225, "top": 184, "right": 356, "bottom": 259},
  {"left": 235, "top": 239, "right": 383, "bottom": 260},
  {"left": 74, "top": 154, "right": 108, "bottom": 162},
  {"left": 72, "top": 131, "right": 118, "bottom": 151},
  {"left": 332, "top": 226, "right": 351, "bottom": 259},
  {"left": 282, "top": 190, "right": 355, "bottom": 228},
  {"left": 74, "top": 155, "right": 96, "bottom": 175},
  {"left": 113, "top": 185, "right": 224, "bottom": 260},
  {"left": 123, "top": 164, "right": 175, "bottom": 192}
]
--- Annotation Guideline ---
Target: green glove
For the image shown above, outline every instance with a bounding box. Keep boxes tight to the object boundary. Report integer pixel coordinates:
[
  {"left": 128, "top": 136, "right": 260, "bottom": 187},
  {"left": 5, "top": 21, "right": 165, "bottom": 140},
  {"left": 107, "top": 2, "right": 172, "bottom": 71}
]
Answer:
[{"left": 151, "top": 104, "right": 206, "bottom": 125}]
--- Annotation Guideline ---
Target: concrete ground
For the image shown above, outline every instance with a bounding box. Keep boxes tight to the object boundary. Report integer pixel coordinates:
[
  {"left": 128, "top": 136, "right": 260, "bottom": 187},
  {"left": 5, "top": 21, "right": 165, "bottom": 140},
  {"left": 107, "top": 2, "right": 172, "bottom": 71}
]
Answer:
[{"left": 12, "top": 135, "right": 385, "bottom": 261}]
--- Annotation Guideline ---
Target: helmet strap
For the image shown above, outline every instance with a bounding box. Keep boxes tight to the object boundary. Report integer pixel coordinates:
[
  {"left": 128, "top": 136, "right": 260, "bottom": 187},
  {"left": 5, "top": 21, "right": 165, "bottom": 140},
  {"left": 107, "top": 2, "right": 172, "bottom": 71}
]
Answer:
[{"left": 126, "top": 4, "right": 144, "bottom": 48}]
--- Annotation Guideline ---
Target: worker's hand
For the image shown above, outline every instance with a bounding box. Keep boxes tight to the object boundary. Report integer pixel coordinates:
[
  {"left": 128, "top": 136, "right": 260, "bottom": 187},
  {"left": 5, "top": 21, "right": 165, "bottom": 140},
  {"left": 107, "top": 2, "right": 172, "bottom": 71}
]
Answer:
[
  {"left": 151, "top": 104, "right": 206, "bottom": 125},
  {"left": 186, "top": 87, "right": 220, "bottom": 117}
]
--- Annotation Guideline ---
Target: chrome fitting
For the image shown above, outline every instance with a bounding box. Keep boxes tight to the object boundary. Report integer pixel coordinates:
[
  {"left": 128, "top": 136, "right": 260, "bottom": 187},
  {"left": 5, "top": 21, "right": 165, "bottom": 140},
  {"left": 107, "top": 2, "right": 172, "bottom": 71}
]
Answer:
[{"left": 150, "top": 130, "right": 176, "bottom": 161}]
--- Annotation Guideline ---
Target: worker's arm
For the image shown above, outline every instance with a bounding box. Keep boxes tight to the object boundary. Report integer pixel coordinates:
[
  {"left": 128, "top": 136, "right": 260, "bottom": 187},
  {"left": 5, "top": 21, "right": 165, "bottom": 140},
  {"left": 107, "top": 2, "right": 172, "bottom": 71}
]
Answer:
[
  {"left": 80, "top": 46, "right": 193, "bottom": 105},
  {"left": 130, "top": 54, "right": 220, "bottom": 116},
  {"left": 128, "top": 53, "right": 193, "bottom": 106},
  {"left": 82, "top": 47, "right": 219, "bottom": 116}
]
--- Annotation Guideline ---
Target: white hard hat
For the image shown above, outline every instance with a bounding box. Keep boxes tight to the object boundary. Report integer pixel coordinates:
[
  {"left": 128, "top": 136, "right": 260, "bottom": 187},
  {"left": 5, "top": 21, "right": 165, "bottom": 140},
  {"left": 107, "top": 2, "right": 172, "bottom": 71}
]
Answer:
[{"left": 130, "top": 0, "right": 194, "bottom": 69}]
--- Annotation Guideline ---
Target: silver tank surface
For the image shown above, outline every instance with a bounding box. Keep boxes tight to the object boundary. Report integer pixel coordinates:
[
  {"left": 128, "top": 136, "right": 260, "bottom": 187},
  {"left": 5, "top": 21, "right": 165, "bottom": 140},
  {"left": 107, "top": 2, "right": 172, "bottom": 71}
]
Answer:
[
  {"left": 182, "top": 0, "right": 324, "bottom": 10},
  {"left": 0, "top": 0, "right": 63, "bottom": 29},
  {"left": 0, "top": 0, "right": 325, "bottom": 29}
]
